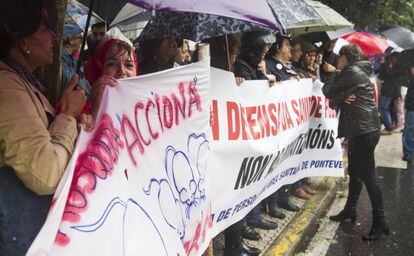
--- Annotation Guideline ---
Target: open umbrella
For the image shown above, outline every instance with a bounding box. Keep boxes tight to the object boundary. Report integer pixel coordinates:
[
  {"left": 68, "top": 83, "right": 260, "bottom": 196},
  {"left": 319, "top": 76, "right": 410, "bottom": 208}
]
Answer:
[
  {"left": 127, "top": 0, "right": 280, "bottom": 30},
  {"left": 66, "top": 0, "right": 103, "bottom": 33},
  {"left": 138, "top": 11, "right": 271, "bottom": 42},
  {"left": 341, "top": 32, "right": 389, "bottom": 57},
  {"left": 110, "top": 3, "right": 151, "bottom": 40},
  {"left": 78, "top": 0, "right": 127, "bottom": 23},
  {"left": 298, "top": 27, "right": 355, "bottom": 43},
  {"left": 266, "top": 0, "right": 321, "bottom": 31},
  {"left": 287, "top": 0, "right": 353, "bottom": 36},
  {"left": 379, "top": 25, "right": 414, "bottom": 51}
]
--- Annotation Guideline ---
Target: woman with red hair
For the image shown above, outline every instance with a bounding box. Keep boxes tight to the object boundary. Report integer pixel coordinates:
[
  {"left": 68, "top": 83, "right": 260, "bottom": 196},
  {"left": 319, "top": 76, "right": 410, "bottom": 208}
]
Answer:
[{"left": 84, "top": 38, "right": 138, "bottom": 130}]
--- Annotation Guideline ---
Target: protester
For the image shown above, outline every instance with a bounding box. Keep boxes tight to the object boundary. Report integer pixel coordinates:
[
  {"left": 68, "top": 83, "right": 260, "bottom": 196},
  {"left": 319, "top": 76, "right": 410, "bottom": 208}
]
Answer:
[
  {"left": 315, "top": 47, "right": 324, "bottom": 80},
  {"left": 320, "top": 39, "right": 338, "bottom": 82},
  {"left": 0, "top": 1, "right": 87, "bottom": 254},
  {"left": 85, "top": 38, "right": 138, "bottom": 126},
  {"left": 86, "top": 22, "right": 107, "bottom": 54},
  {"left": 179, "top": 39, "right": 192, "bottom": 65},
  {"left": 377, "top": 53, "right": 402, "bottom": 134},
  {"left": 291, "top": 40, "right": 303, "bottom": 70},
  {"left": 297, "top": 41, "right": 318, "bottom": 81},
  {"left": 138, "top": 36, "right": 180, "bottom": 75},
  {"left": 265, "top": 32, "right": 302, "bottom": 216},
  {"left": 223, "top": 31, "right": 278, "bottom": 256},
  {"left": 402, "top": 64, "right": 414, "bottom": 164},
  {"left": 323, "top": 44, "right": 389, "bottom": 241},
  {"left": 61, "top": 29, "right": 91, "bottom": 97}
]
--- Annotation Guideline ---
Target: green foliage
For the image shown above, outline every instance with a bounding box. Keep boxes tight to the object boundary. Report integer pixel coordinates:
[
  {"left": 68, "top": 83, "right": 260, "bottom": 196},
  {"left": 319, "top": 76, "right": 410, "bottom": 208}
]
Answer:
[{"left": 319, "top": 0, "right": 414, "bottom": 31}]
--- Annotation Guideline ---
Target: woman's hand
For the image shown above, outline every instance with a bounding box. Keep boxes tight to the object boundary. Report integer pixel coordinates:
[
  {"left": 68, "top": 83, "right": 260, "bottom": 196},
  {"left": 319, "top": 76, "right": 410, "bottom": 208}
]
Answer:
[
  {"left": 79, "top": 113, "right": 93, "bottom": 131},
  {"left": 267, "top": 74, "right": 277, "bottom": 86},
  {"left": 60, "top": 74, "right": 87, "bottom": 118},
  {"left": 86, "top": 75, "right": 118, "bottom": 131},
  {"left": 344, "top": 93, "right": 356, "bottom": 104},
  {"left": 235, "top": 77, "right": 245, "bottom": 86},
  {"left": 323, "top": 62, "right": 336, "bottom": 73}
]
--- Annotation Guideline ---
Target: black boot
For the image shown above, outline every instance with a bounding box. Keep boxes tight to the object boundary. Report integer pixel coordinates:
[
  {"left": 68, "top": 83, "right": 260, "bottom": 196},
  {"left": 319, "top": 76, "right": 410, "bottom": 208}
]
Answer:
[
  {"left": 278, "top": 198, "right": 299, "bottom": 212},
  {"left": 362, "top": 220, "right": 389, "bottom": 241},
  {"left": 329, "top": 207, "right": 357, "bottom": 223},
  {"left": 268, "top": 205, "right": 286, "bottom": 219},
  {"left": 223, "top": 240, "right": 260, "bottom": 256},
  {"left": 242, "top": 226, "right": 261, "bottom": 241},
  {"left": 247, "top": 217, "right": 278, "bottom": 230},
  {"left": 362, "top": 208, "right": 389, "bottom": 241}
]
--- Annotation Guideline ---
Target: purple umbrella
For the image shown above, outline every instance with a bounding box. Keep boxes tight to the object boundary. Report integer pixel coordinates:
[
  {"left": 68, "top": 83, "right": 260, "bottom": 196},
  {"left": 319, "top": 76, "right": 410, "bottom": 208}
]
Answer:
[{"left": 127, "top": 0, "right": 280, "bottom": 30}]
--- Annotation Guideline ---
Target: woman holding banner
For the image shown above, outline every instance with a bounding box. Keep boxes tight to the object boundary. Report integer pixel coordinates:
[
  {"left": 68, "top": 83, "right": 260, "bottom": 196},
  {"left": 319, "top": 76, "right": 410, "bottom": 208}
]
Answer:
[
  {"left": 0, "top": 1, "right": 88, "bottom": 254},
  {"left": 322, "top": 44, "right": 389, "bottom": 241}
]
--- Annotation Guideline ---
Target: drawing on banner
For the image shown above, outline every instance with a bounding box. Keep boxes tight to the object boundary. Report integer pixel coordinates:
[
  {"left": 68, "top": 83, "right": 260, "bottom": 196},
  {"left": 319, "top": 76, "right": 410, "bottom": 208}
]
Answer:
[
  {"left": 143, "top": 133, "right": 209, "bottom": 241},
  {"left": 70, "top": 196, "right": 169, "bottom": 256},
  {"left": 56, "top": 114, "right": 124, "bottom": 246}
]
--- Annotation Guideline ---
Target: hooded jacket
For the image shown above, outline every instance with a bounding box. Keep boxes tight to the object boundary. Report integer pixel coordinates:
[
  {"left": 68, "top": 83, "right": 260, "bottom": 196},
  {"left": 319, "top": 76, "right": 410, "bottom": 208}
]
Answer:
[{"left": 322, "top": 61, "right": 380, "bottom": 138}]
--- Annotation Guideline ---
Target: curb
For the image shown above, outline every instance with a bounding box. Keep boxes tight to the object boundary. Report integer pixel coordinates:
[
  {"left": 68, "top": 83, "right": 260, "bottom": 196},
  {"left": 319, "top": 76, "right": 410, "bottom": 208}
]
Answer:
[{"left": 263, "top": 177, "right": 342, "bottom": 256}]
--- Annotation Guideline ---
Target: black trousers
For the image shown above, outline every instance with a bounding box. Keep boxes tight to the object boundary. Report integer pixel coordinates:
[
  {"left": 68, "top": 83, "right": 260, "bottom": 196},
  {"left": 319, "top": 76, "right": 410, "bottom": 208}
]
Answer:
[
  {"left": 347, "top": 131, "right": 385, "bottom": 218},
  {"left": 0, "top": 166, "right": 53, "bottom": 256}
]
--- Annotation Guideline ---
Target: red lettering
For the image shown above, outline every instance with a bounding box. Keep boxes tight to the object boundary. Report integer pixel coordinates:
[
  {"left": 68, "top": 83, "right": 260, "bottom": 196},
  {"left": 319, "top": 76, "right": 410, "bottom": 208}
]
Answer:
[
  {"left": 245, "top": 106, "right": 260, "bottom": 139},
  {"left": 211, "top": 100, "right": 220, "bottom": 140},
  {"left": 172, "top": 83, "right": 186, "bottom": 125},
  {"left": 188, "top": 82, "right": 202, "bottom": 117},
  {"left": 227, "top": 102, "right": 240, "bottom": 140},
  {"left": 162, "top": 96, "right": 173, "bottom": 129},
  {"left": 145, "top": 100, "right": 159, "bottom": 139}
]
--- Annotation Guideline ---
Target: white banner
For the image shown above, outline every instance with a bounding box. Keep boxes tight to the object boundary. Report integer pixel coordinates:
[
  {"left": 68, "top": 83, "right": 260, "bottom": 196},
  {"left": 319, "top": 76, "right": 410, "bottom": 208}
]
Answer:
[
  {"left": 208, "top": 69, "right": 343, "bottom": 233},
  {"left": 28, "top": 62, "right": 343, "bottom": 256}
]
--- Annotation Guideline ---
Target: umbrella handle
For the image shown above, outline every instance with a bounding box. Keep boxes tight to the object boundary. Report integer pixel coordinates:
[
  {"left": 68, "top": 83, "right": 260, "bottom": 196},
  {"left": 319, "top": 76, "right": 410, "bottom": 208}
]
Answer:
[{"left": 75, "top": 0, "right": 96, "bottom": 76}]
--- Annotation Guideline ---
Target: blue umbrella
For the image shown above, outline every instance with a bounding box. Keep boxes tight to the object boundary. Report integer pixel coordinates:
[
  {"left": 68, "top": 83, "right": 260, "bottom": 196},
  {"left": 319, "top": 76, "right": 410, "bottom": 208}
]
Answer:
[{"left": 64, "top": 0, "right": 103, "bottom": 37}]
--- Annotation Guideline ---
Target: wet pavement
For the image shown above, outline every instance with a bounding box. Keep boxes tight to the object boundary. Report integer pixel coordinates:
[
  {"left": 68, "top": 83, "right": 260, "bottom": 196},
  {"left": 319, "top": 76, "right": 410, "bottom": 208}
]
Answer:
[{"left": 322, "top": 163, "right": 414, "bottom": 256}]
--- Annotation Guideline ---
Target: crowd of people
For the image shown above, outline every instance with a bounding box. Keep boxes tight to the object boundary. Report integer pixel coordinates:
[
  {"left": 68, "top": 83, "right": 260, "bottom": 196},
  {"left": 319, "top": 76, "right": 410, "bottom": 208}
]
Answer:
[{"left": 1, "top": 0, "right": 413, "bottom": 256}]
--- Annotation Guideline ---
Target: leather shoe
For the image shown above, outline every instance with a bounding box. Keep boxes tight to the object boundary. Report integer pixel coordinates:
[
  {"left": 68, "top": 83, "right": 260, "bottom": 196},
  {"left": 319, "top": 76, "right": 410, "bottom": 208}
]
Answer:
[
  {"left": 223, "top": 241, "right": 260, "bottom": 256},
  {"left": 302, "top": 185, "right": 317, "bottom": 195},
  {"left": 294, "top": 187, "right": 311, "bottom": 200},
  {"left": 268, "top": 205, "right": 286, "bottom": 219},
  {"left": 248, "top": 217, "right": 278, "bottom": 230},
  {"left": 278, "top": 198, "right": 300, "bottom": 212},
  {"left": 242, "top": 226, "right": 261, "bottom": 241}
]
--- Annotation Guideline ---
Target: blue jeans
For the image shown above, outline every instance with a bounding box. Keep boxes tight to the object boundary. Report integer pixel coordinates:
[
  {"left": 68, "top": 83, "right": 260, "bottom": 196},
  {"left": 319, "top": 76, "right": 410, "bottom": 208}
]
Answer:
[
  {"left": 379, "top": 96, "right": 394, "bottom": 131},
  {"left": 0, "top": 166, "right": 53, "bottom": 256},
  {"left": 403, "top": 109, "right": 414, "bottom": 158}
]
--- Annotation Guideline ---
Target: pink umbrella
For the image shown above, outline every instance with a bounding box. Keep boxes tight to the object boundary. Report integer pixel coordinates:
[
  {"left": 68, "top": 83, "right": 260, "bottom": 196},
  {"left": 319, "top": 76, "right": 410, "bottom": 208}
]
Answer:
[
  {"left": 341, "top": 32, "right": 390, "bottom": 57},
  {"left": 128, "top": 0, "right": 280, "bottom": 29}
]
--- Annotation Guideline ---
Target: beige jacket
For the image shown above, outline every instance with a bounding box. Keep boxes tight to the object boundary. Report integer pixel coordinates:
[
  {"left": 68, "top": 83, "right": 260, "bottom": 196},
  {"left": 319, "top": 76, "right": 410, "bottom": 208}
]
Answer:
[{"left": 0, "top": 61, "right": 78, "bottom": 195}]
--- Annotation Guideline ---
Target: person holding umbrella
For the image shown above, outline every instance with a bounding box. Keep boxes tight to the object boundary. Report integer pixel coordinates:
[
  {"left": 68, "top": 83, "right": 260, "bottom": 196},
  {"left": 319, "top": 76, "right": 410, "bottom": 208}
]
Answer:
[{"left": 323, "top": 44, "right": 389, "bottom": 241}]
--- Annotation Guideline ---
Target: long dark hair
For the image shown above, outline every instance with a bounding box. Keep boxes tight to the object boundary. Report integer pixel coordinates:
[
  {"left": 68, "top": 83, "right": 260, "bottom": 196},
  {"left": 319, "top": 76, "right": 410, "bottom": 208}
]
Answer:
[
  {"left": 0, "top": 0, "right": 46, "bottom": 59},
  {"left": 238, "top": 31, "right": 269, "bottom": 68}
]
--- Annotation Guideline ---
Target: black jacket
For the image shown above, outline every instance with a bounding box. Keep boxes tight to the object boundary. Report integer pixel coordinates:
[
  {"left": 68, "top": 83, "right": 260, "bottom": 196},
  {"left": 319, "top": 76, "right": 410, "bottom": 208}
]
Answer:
[
  {"left": 405, "top": 79, "right": 414, "bottom": 111},
  {"left": 322, "top": 61, "right": 380, "bottom": 138},
  {"left": 265, "top": 56, "right": 299, "bottom": 82},
  {"left": 233, "top": 57, "right": 268, "bottom": 81},
  {"left": 320, "top": 51, "right": 338, "bottom": 82},
  {"left": 377, "top": 63, "right": 401, "bottom": 98}
]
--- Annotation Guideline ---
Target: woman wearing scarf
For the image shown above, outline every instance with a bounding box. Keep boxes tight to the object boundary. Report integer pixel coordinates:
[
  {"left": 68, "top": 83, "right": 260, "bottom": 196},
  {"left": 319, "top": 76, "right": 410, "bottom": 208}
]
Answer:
[{"left": 0, "top": 1, "right": 87, "bottom": 254}]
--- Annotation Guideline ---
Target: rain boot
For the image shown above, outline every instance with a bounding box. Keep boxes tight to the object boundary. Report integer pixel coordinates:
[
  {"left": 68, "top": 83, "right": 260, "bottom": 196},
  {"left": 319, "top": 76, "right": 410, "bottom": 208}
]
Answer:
[{"left": 362, "top": 208, "right": 389, "bottom": 241}]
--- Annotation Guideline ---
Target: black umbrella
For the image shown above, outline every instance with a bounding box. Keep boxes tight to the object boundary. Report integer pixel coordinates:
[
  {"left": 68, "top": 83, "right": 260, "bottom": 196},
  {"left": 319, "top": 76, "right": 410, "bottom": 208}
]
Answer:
[
  {"left": 78, "top": 0, "right": 127, "bottom": 23},
  {"left": 138, "top": 11, "right": 272, "bottom": 42},
  {"left": 379, "top": 25, "right": 414, "bottom": 50}
]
